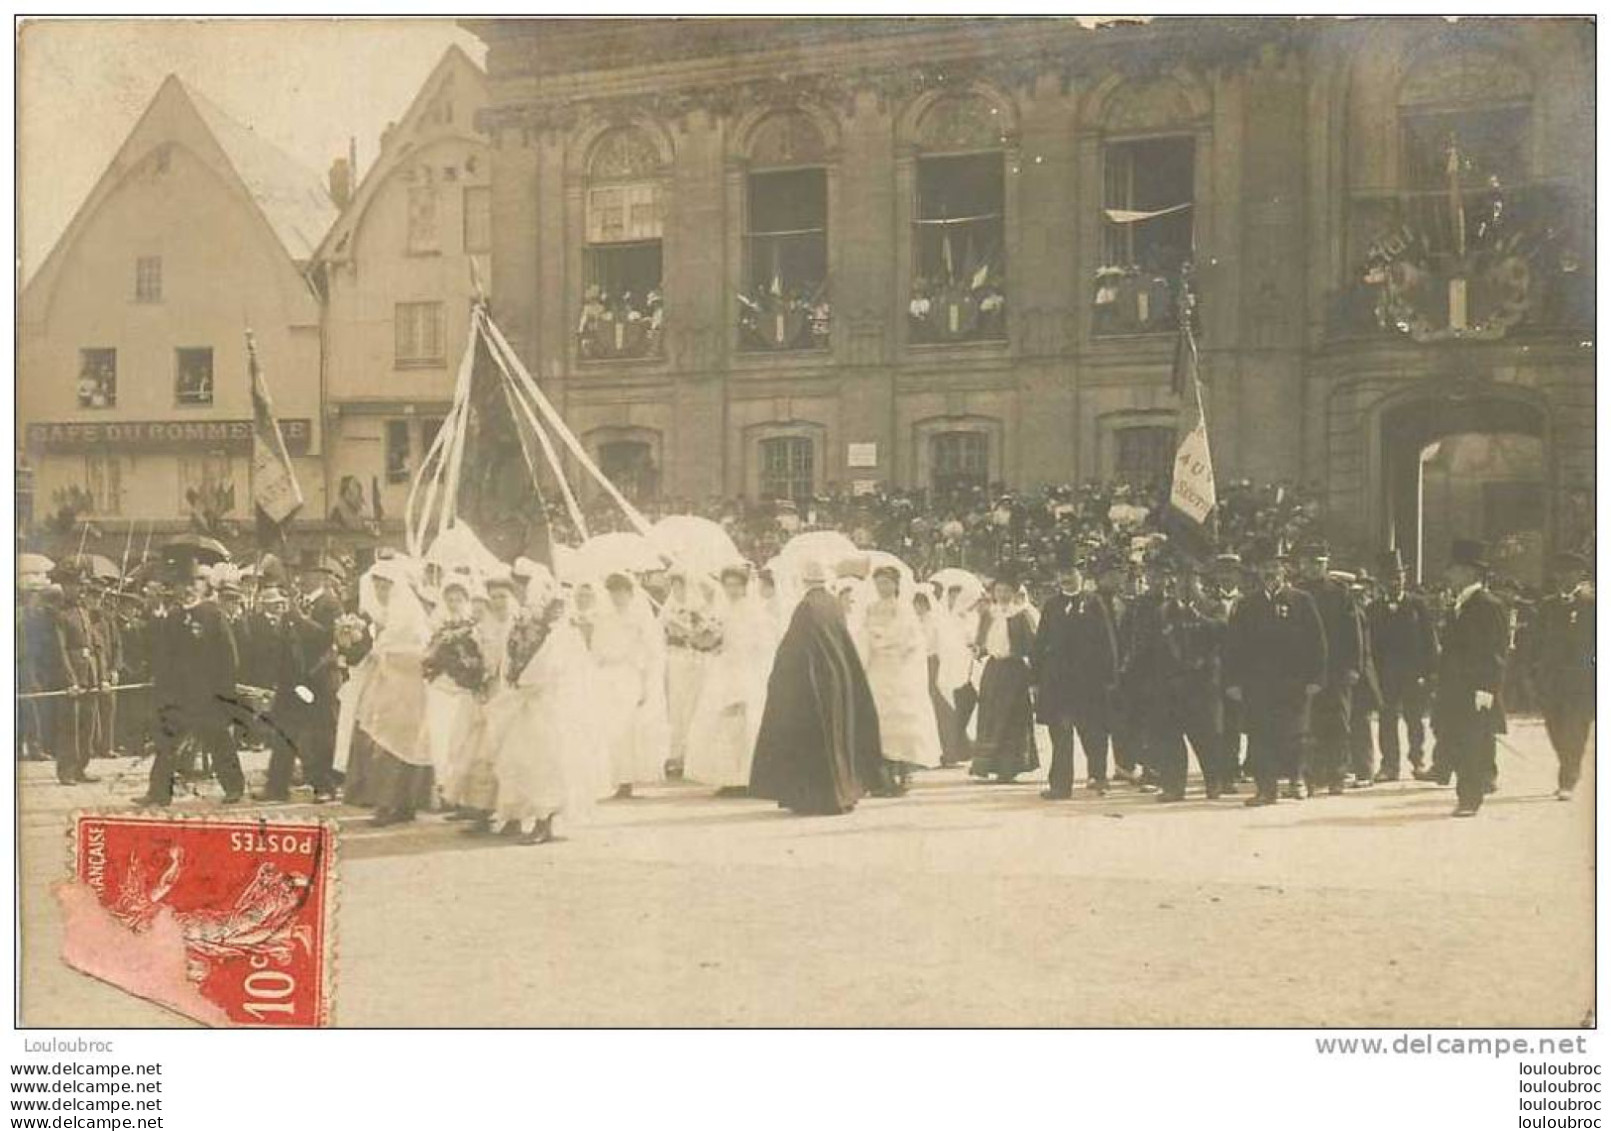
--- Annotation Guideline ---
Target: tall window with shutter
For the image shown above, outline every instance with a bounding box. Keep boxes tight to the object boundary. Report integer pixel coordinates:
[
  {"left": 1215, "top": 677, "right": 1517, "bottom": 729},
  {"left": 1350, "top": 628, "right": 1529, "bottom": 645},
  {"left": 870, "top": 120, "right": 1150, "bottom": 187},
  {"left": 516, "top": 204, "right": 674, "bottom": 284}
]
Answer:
[{"left": 395, "top": 302, "right": 445, "bottom": 367}]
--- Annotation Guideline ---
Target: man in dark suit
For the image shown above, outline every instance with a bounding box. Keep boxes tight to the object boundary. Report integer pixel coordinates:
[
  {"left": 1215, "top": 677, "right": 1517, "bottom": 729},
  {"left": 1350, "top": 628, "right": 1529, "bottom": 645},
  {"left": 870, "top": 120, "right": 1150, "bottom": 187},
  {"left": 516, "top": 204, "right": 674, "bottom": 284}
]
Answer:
[
  {"left": 1295, "top": 542, "right": 1363, "bottom": 796},
  {"left": 252, "top": 583, "right": 336, "bottom": 802},
  {"left": 48, "top": 564, "right": 100, "bottom": 785},
  {"left": 1530, "top": 551, "right": 1594, "bottom": 801},
  {"left": 1141, "top": 560, "right": 1230, "bottom": 801},
  {"left": 1033, "top": 553, "right": 1119, "bottom": 799},
  {"left": 1209, "top": 552, "right": 1246, "bottom": 785},
  {"left": 19, "top": 581, "right": 61, "bottom": 762},
  {"left": 287, "top": 558, "right": 346, "bottom": 797},
  {"left": 136, "top": 559, "right": 243, "bottom": 805},
  {"left": 1368, "top": 549, "right": 1439, "bottom": 781},
  {"left": 1225, "top": 542, "right": 1327, "bottom": 806},
  {"left": 1433, "top": 539, "right": 1510, "bottom": 818}
]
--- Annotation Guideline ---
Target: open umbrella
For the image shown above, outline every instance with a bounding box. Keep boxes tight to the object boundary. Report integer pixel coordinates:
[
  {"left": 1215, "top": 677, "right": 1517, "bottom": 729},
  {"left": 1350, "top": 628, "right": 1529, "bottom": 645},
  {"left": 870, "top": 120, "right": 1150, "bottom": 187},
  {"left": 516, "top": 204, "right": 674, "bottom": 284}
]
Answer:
[
  {"left": 18, "top": 552, "right": 53, "bottom": 576},
  {"left": 649, "top": 514, "right": 744, "bottom": 577},
  {"left": 566, "top": 531, "right": 666, "bottom": 583},
  {"left": 778, "top": 529, "right": 858, "bottom": 568},
  {"left": 72, "top": 553, "right": 121, "bottom": 580},
  {"left": 161, "top": 533, "right": 231, "bottom": 564}
]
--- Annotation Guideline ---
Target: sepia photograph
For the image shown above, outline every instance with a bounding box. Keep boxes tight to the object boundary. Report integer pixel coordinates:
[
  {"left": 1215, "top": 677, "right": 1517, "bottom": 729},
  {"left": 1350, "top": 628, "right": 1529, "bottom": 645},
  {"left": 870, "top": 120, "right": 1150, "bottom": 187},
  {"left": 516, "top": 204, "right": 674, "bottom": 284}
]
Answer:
[{"left": 8, "top": 10, "right": 1599, "bottom": 1085}]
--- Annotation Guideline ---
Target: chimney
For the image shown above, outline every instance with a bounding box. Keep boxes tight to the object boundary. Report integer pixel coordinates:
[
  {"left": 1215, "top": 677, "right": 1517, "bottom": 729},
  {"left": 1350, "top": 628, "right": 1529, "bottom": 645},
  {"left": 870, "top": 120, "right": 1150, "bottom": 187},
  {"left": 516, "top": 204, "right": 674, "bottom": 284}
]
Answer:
[{"left": 328, "top": 157, "right": 352, "bottom": 208}]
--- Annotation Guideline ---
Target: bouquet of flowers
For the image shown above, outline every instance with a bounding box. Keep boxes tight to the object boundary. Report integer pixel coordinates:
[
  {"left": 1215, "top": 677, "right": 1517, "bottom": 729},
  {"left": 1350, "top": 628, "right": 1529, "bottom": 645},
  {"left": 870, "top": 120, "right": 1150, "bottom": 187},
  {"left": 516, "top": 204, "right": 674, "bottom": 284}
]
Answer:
[
  {"left": 505, "top": 598, "right": 566, "bottom": 686},
  {"left": 333, "top": 613, "right": 372, "bottom": 668},
  {"left": 664, "top": 604, "right": 723, "bottom": 653},
  {"left": 421, "top": 619, "right": 488, "bottom": 693}
]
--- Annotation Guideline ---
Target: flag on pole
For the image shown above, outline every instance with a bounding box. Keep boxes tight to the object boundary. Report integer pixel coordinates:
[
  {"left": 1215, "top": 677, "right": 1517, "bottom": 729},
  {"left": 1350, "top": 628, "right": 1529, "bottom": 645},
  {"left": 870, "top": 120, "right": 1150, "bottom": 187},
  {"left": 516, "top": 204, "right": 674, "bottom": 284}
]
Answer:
[
  {"left": 247, "top": 330, "right": 303, "bottom": 548},
  {"left": 1168, "top": 320, "right": 1217, "bottom": 543}
]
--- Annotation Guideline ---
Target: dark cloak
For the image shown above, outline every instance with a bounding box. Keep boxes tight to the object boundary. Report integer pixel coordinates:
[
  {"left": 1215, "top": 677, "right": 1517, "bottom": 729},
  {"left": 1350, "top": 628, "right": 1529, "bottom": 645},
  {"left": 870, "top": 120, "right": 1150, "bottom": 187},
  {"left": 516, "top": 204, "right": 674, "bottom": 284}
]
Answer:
[{"left": 749, "top": 587, "right": 885, "bottom": 814}]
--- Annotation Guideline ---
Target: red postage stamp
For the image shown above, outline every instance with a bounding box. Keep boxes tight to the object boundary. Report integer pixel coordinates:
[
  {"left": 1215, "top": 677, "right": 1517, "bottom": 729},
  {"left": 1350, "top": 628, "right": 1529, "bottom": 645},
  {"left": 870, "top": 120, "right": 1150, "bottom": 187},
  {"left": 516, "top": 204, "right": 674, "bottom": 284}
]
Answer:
[{"left": 60, "top": 813, "right": 336, "bottom": 1027}]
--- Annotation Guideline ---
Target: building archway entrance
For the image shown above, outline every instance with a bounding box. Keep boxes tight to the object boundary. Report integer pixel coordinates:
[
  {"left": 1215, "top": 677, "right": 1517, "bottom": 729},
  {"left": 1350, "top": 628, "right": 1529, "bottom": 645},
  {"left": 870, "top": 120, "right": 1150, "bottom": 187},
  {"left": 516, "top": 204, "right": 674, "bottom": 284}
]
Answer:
[{"left": 1378, "top": 392, "right": 1547, "bottom": 586}]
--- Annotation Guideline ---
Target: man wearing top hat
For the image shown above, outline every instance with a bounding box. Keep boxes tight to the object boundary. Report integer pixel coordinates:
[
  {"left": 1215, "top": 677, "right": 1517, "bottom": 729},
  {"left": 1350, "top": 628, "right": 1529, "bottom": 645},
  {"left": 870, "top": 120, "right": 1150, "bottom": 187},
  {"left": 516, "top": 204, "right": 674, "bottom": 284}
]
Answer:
[
  {"left": 1224, "top": 540, "right": 1327, "bottom": 805},
  {"left": 1433, "top": 539, "right": 1510, "bottom": 817},
  {"left": 1295, "top": 540, "right": 1365, "bottom": 796},
  {"left": 47, "top": 562, "right": 100, "bottom": 785},
  {"left": 1367, "top": 549, "right": 1439, "bottom": 782},
  {"left": 1529, "top": 550, "right": 1595, "bottom": 801},
  {"left": 1032, "top": 548, "right": 1120, "bottom": 798}
]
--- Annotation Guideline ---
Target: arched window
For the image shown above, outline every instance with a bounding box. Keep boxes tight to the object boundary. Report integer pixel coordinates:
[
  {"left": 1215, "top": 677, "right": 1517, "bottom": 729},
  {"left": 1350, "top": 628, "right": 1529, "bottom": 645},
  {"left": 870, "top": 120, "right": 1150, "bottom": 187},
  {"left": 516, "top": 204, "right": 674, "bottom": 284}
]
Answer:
[
  {"left": 1398, "top": 47, "right": 1533, "bottom": 194},
  {"left": 741, "top": 112, "right": 830, "bottom": 352},
  {"left": 579, "top": 126, "right": 665, "bottom": 360},
  {"left": 909, "top": 94, "right": 1009, "bottom": 344}
]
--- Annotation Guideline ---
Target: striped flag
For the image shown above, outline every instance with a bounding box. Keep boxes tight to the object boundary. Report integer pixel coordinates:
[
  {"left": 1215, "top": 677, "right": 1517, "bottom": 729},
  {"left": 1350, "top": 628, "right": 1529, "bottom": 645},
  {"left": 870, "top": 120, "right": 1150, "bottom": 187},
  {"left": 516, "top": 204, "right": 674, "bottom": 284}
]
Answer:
[
  {"left": 247, "top": 330, "right": 304, "bottom": 546},
  {"left": 1168, "top": 320, "right": 1217, "bottom": 540}
]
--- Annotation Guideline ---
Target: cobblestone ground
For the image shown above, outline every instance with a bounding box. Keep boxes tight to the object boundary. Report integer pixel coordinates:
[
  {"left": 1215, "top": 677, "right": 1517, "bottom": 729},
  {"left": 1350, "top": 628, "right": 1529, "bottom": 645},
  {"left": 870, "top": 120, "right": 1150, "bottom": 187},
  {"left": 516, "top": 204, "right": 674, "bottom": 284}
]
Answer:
[{"left": 18, "top": 717, "right": 1593, "bottom": 1027}]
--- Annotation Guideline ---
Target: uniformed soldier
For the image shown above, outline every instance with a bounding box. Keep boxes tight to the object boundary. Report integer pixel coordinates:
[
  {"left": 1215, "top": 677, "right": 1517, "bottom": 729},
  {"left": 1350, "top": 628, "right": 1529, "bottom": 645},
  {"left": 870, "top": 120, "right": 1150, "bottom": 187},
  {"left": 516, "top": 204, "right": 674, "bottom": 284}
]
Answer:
[
  {"left": 1433, "top": 539, "right": 1509, "bottom": 818},
  {"left": 1225, "top": 542, "right": 1327, "bottom": 805},
  {"left": 1033, "top": 552, "right": 1120, "bottom": 799},
  {"left": 1295, "top": 542, "right": 1364, "bottom": 796},
  {"left": 85, "top": 576, "right": 123, "bottom": 762},
  {"left": 48, "top": 563, "right": 100, "bottom": 785},
  {"left": 1530, "top": 551, "right": 1595, "bottom": 801},
  {"left": 135, "top": 558, "right": 244, "bottom": 806},
  {"left": 1368, "top": 550, "right": 1438, "bottom": 782},
  {"left": 1141, "top": 560, "right": 1229, "bottom": 801}
]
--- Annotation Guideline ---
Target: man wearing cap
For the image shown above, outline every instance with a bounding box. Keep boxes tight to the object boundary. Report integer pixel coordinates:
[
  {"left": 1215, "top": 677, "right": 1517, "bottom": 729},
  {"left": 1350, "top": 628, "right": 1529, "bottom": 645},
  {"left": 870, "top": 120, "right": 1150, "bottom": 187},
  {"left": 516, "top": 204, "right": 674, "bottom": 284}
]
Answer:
[
  {"left": 1433, "top": 539, "right": 1510, "bottom": 817},
  {"left": 47, "top": 564, "right": 100, "bottom": 784},
  {"left": 1295, "top": 541, "right": 1365, "bottom": 796},
  {"left": 1225, "top": 542, "right": 1327, "bottom": 805},
  {"left": 1032, "top": 553, "right": 1119, "bottom": 798},
  {"left": 1530, "top": 551, "right": 1594, "bottom": 801},
  {"left": 1367, "top": 549, "right": 1438, "bottom": 782}
]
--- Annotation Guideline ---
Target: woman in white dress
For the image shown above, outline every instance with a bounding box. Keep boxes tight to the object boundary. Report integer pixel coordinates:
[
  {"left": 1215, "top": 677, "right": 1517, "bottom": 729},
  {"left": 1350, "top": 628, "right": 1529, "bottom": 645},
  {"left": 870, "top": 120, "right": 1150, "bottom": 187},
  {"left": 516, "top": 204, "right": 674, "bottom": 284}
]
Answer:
[
  {"left": 489, "top": 568, "right": 609, "bottom": 844},
  {"left": 422, "top": 575, "right": 479, "bottom": 797},
  {"left": 343, "top": 559, "right": 434, "bottom": 825},
  {"left": 589, "top": 572, "right": 670, "bottom": 798},
  {"left": 859, "top": 564, "right": 944, "bottom": 784},
  {"left": 682, "top": 565, "right": 775, "bottom": 795},
  {"left": 442, "top": 573, "right": 516, "bottom": 833}
]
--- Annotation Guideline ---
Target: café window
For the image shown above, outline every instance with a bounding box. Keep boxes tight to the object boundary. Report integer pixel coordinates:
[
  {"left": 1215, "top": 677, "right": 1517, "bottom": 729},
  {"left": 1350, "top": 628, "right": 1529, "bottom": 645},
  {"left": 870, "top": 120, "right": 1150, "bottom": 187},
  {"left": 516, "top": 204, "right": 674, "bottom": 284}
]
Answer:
[
  {"left": 396, "top": 301, "right": 445, "bottom": 367},
  {"left": 135, "top": 256, "right": 162, "bottom": 303},
  {"left": 175, "top": 347, "right": 214, "bottom": 406},
  {"left": 930, "top": 431, "right": 990, "bottom": 496},
  {"left": 758, "top": 436, "right": 814, "bottom": 503},
  {"left": 911, "top": 152, "right": 1006, "bottom": 343},
  {"left": 598, "top": 439, "right": 659, "bottom": 503},
  {"left": 84, "top": 453, "right": 123, "bottom": 516},
  {"left": 579, "top": 127, "right": 664, "bottom": 361},
  {"left": 463, "top": 185, "right": 492, "bottom": 254},
  {"left": 385, "top": 419, "right": 412, "bottom": 484},
  {"left": 77, "top": 348, "right": 116, "bottom": 409},
  {"left": 177, "top": 451, "right": 235, "bottom": 515},
  {"left": 407, "top": 183, "right": 441, "bottom": 254},
  {"left": 1114, "top": 425, "right": 1175, "bottom": 489},
  {"left": 1095, "top": 138, "right": 1194, "bottom": 337}
]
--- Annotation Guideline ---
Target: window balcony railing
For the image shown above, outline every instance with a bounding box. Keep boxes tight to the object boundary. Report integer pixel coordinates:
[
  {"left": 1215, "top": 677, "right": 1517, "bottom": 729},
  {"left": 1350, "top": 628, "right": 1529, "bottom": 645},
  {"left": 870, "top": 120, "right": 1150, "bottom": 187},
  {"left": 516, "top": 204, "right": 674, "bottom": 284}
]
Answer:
[
  {"left": 578, "top": 290, "right": 664, "bottom": 361},
  {"left": 908, "top": 280, "right": 1007, "bottom": 345},
  {"left": 1329, "top": 181, "right": 1592, "bottom": 342},
  {"left": 738, "top": 289, "right": 830, "bottom": 352},
  {"left": 1091, "top": 266, "right": 1180, "bottom": 337}
]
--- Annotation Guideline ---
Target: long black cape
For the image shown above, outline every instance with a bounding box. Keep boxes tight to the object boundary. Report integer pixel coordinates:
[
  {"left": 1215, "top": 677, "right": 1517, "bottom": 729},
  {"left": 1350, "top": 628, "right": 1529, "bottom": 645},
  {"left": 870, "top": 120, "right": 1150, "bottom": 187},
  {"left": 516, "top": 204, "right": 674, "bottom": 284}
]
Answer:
[{"left": 749, "top": 588, "right": 884, "bottom": 814}]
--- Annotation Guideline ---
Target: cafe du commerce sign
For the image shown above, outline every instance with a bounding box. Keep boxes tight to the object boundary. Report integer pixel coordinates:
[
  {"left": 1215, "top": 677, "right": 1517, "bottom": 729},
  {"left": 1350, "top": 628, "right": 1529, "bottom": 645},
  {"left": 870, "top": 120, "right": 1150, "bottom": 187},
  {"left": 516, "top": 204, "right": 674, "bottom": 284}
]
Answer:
[{"left": 25, "top": 418, "right": 313, "bottom": 455}]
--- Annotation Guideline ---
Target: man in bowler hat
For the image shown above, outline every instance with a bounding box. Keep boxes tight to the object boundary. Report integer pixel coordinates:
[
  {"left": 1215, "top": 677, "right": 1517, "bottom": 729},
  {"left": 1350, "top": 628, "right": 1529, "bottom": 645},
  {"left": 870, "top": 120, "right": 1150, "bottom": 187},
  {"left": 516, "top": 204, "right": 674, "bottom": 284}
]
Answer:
[
  {"left": 1433, "top": 539, "right": 1510, "bottom": 817},
  {"left": 1367, "top": 549, "right": 1439, "bottom": 781}
]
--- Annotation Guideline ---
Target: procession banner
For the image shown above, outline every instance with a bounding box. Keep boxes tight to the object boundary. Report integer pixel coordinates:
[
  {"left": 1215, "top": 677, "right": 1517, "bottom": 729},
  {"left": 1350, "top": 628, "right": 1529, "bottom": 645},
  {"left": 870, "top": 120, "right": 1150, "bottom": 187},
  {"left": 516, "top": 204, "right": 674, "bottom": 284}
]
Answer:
[
  {"left": 1168, "top": 320, "right": 1217, "bottom": 550},
  {"left": 247, "top": 329, "right": 305, "bottom": 546}
]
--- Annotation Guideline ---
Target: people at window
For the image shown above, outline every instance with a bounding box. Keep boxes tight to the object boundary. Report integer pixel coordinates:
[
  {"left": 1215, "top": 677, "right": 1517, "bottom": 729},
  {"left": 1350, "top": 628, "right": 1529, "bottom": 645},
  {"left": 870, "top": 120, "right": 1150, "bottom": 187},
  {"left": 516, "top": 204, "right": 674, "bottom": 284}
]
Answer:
[{"left": 577, "top": 285, "right": 664, "bottom": 360}]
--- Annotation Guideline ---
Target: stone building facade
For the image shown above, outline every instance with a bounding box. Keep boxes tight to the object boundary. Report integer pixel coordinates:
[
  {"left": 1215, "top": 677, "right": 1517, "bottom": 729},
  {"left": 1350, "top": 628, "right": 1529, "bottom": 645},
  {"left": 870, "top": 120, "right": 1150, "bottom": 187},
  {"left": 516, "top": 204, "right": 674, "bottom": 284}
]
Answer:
[{"left": 468, "top": 17, "right": 1594, "bottom": 578}]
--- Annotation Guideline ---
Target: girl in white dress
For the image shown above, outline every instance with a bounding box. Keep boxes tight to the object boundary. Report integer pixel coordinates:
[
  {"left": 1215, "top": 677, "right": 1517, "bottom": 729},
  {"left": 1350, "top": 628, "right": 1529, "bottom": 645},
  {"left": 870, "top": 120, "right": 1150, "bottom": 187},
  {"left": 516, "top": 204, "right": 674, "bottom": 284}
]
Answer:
[
  {"left": 659, "top": 572, "right": 717, "bottom": 776},
  {"left": 859, "top": 565, "right": 944, "bottom": 778},
  {"left": 682, "top": 566, "right": 776, "bottom": 794},
  {"left": 489, "top": 568, "right": 609, "bottom": 844},
  {"left": 590, "top": 573, "right": 671, "bottom": 798}
]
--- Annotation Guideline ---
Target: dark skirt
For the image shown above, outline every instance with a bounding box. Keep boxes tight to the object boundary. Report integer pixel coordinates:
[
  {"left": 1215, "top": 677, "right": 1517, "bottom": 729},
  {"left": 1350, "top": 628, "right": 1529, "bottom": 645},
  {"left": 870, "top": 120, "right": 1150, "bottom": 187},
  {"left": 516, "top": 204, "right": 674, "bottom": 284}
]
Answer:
[
  {"left": 344, "top": 729, "right": 434, "bottom": 816},
  {"left": 971, "top": 656, "right": 1038, "bottom": 778},
  {"left": 928, "top": 655, "right": 974, "bottom": 766}
]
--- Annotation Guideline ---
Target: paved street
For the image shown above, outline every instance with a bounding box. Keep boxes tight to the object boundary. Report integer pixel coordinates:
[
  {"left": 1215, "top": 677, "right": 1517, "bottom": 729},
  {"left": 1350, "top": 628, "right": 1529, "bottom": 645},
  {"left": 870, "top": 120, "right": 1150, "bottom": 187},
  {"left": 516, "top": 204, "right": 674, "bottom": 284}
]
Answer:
[{"left": 19, "top": 718, "right": 1593, "bottom": 1028}]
